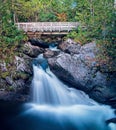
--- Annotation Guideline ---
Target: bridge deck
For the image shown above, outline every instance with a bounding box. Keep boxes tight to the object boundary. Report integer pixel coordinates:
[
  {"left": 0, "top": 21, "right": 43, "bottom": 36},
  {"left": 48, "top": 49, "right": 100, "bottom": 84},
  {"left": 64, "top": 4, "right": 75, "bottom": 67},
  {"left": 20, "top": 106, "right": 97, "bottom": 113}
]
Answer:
[{"left": 16, "top": 22, "right": 79, "bottom": 34}]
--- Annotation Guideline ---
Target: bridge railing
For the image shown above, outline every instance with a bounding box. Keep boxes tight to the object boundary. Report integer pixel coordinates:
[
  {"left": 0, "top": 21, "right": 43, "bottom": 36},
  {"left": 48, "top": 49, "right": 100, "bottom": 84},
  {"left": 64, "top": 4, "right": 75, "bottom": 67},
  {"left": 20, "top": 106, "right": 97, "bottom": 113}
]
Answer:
[{"left": 15, "top": 22, "right": 79, "bottom": 32}]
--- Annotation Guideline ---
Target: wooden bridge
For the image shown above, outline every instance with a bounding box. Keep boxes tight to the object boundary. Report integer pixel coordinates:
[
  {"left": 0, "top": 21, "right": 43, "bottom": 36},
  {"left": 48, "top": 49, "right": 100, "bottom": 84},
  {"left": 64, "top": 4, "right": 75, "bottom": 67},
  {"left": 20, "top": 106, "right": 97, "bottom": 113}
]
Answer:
[{"left": 16, "top": 22, "right": 79, "bottom": 37}]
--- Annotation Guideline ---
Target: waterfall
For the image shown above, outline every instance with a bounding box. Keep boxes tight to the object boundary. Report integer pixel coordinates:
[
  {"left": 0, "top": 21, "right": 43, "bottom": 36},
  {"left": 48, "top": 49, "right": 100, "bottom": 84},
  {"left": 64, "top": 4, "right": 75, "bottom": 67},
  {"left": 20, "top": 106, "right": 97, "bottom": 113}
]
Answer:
[
  {"left": 32, "top": 55, "right": 97, "bottom": 106},
  {"left": 22, "top": 54, "right": 116, "bottom": 130}
]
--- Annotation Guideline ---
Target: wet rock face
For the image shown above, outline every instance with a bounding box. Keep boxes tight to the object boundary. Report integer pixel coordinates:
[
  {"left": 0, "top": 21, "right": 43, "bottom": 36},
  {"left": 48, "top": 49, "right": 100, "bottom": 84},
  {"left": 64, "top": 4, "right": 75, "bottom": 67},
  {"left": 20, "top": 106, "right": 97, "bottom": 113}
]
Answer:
[
  {"left": 58, "top": 39, "right": 81, "bottom": 54},
  {"left": 0, "top": 38, "right": 116, "bottom": 107},
  {"left": 15, "top": 55, "right": 32, "bottom": 74},
  {"left": 47, "top": 39, "right": 116, "bottom": 107},
  {"left": 43, "top": 49, "right": 60, "bottom": 58},
  {"left": 48, "top": 52, "right": 106, "bottom": 92},
  {"left": 48, "top": 41, "right": 100, "bottom": 91},
  {"left": 23, "top": 42, "right": 44, "bottom": 58},
  {"left": 0, "top": 48, "right": 44, "bottom": 101}
]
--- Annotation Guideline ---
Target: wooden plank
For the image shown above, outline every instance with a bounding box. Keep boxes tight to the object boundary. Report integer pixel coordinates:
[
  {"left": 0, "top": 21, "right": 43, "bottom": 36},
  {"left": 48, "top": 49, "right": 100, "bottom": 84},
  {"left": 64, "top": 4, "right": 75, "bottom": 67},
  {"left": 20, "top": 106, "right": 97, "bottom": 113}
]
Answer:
[
  {"left": 27, "top": 31, "right": 68, "bottom": 35},
  {"left": 15, "top": 22, "right": 79, "bottom": 33}
]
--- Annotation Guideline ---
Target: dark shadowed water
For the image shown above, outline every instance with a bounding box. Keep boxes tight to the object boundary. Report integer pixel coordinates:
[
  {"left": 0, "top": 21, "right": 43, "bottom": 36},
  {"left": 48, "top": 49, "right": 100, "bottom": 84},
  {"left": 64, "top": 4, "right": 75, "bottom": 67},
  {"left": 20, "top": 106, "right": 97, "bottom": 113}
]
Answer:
[{"left": 0, "top": 101, "right": 116, "bottom": 130}]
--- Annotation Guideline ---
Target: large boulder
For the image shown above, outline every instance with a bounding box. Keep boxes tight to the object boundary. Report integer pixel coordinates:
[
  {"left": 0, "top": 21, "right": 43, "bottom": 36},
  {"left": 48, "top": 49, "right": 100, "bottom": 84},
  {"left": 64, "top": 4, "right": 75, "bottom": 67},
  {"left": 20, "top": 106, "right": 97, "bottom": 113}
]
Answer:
[
  {"left": 48, "top": 52, "right": 105, "bottom": 91},
  {"left": 23, "top": 42, "right": 44, "bottom": 58},
  {"left": 0, "top": 54, "right": 33, "bottom": 101},
  {"left": 43, "top": 48, "right": 60, "bottom": 58},
  {"left": 58, "top": 38, "right": 81, "bottom": 54},
  {"left": 0, "top": 43, "right": 35, "bottom": 101},
  {"left": 15, "top": 54, "right": 32, "bottom": 74},
  {"left": 47, "top": 40, "right": 116, "bottom": 107},
  {"left": 28, "top": 39, "right": 50, "bottom": 48},
  {"left": 0, "top": 40, "right": 54, "bottom": 102}
]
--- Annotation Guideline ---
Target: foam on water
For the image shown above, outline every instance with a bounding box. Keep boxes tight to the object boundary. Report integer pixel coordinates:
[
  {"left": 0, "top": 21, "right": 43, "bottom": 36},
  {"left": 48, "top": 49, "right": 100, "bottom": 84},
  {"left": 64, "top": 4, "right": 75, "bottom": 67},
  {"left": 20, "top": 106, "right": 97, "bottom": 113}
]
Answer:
[
  {"left": 21, "top": 103, "right": 115, "bottom": 130},
  {"left": 21, "top": 54, "right": 116, "bottom": 130},
  {"left": 32, "top": 64, "right": 98, "bottom": 106}
]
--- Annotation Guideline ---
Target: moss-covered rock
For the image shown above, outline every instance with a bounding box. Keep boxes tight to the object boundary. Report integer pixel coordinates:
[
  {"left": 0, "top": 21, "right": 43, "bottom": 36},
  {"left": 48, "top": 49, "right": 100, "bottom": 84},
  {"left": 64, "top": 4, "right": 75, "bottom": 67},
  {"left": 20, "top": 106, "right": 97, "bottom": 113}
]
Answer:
[
  {"left": 0, "top": 42, "right": 33, "bottom": 101},
  {"left": 13, "top": 72, "right": 30, "bottom": 80},
  {"left": 23, "top": 42, "right": 44, "bottom": 58},
  {"left": 1, "top": 72, "right": 9, "bottom": 79}
]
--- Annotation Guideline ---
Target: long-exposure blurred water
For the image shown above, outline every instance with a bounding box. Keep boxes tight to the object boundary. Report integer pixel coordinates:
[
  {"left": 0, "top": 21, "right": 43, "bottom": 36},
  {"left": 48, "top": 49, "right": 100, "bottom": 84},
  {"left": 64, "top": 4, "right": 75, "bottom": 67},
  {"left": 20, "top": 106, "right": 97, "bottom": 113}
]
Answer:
[{"left": 0, "top": 54, "right": 116, "bottom": 130}]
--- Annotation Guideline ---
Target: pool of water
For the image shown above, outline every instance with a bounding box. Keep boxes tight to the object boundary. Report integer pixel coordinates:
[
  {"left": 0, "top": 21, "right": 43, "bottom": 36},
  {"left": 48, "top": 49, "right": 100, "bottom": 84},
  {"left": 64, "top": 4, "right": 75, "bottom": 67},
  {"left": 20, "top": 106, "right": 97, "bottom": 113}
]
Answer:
[{"left": 0, "top": 101, "right": 116, "bottom": 130}]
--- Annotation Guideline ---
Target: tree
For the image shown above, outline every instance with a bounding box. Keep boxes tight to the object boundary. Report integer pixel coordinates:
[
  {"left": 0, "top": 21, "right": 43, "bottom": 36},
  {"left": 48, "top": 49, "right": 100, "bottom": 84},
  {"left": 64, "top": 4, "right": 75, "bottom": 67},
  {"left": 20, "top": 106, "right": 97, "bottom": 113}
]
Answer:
[
  {"left": 12, "top": 0, "right": 77, "bottom": 22},
  {"left": 74, "top": 0, "right": 115, "bottom": 41},
  {"left": 71, "top": 0, "right": 116, "bottom": 67},
  {"left": 0, "top": 0, "right": 26, "bottom": 73},
  {"left": 0, "top": 0, "right": 25, "bottom": 44},
  {"left": 13, "top": 0, "right": 54, "bottom": 22}
]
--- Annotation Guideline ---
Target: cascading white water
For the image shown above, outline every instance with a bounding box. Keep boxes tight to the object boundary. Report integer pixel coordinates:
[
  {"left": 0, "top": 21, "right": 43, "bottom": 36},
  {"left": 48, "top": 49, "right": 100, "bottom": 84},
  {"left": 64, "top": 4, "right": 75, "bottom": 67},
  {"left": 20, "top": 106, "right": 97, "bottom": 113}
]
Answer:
[
  {"left": 24, "top": 54, "right": 116, "bottom": 130},
  {"left": 32, "top": 62, "right": 97, "bottom": 106}
]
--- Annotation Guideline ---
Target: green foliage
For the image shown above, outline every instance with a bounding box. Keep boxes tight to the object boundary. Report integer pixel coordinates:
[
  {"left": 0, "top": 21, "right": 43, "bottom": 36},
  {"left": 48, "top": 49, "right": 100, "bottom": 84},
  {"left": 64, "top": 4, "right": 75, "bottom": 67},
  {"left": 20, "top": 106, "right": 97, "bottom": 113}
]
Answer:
[
  {"left": 67, "top": 27, "right": 90, "bottom": 44},
  {"left": 96, "top": 39, "right": 116, "bottom": 70},
  {"left": 1, "top": 72, "right": 9, "bottom": 79},
  {"left": 70, "top": 0, "right": 116, "bottom": 61},
  {"left": 66, "top": 0, "right": 116, "bottom": 68},
  {"left": 13, "top": 72, "right": 29, "bottom": 80},
  {"left": 38, "top": 10, "right": 57, "bottom": 22},
  {"left": 0, "top": 0, "right": 27, "bottom": 71},
  {"left": 0, "top": 0, "right": 26, "bottom": 44},
  {"left": 12, "top": 0, "right": 77, "bottom": 22},
  {"left": 6, "top": 86, "right": 15, "bottom": 91},
  {"left": 0, "top": 0, "right": 115, "bottom": 67},
  {"left": 75, "top": 0, "right": 115, "bottom": 40}
]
